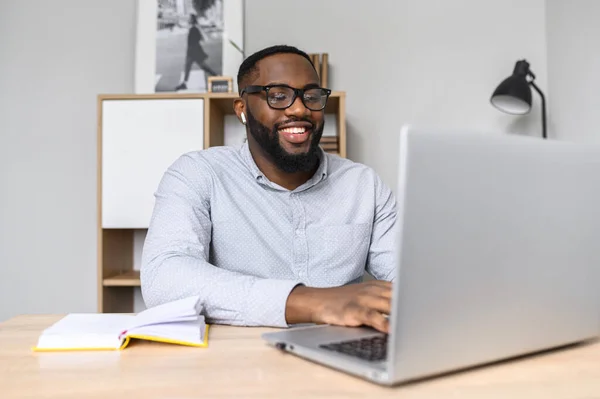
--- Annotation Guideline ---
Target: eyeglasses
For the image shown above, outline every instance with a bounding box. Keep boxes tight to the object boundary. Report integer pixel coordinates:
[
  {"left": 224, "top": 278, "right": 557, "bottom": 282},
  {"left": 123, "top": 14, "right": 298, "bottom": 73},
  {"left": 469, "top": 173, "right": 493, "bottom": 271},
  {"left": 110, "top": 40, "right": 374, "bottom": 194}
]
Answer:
[{"left": 240, "top": 84, "right": 332, "bottom": 111}]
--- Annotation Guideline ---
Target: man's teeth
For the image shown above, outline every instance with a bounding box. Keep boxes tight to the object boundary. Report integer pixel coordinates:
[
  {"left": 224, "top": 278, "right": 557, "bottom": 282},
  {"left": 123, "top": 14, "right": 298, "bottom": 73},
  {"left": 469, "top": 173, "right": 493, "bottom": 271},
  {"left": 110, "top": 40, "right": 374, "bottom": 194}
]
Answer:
[{"left": 279, "top": 127, "right": 307, "bottom": 134}]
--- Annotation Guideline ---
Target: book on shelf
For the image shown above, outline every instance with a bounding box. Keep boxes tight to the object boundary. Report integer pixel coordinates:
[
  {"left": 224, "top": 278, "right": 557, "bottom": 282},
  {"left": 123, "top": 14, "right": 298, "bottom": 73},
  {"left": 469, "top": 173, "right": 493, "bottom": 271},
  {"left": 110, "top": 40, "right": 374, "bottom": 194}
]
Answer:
[
  {"left": 320, "top": 136, "right": 338, "bottom": 144},
  {"left": 310, "top": 53, "right": 321, "bottom": 79},
  {"left": 309, "top": 53, "right": 329, "bottom": 88},
  {"left": 33, "top": 295, "right": 208, "bottom": 352},
  {"left": 320, "top": 53, "right": 329, "bottom": 88},
  {"left": 320, "top": 143, "right": 339, "bottom": 151}
]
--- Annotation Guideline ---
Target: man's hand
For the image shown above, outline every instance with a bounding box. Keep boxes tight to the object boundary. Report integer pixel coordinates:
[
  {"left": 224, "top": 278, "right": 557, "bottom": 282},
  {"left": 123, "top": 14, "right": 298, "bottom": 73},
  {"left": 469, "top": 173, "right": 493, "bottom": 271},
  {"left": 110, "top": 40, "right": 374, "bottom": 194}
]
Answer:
[{"left": 285, "top": 281, "right": 393, "bottom": 333}]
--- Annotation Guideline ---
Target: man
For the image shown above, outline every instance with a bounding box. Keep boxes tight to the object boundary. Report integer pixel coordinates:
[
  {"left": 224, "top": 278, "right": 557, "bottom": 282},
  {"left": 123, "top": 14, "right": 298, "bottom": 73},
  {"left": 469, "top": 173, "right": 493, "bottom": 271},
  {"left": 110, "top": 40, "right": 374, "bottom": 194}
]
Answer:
[
  {"left": 174, "top": 13, "right": 217, "bottom": 91},
  {"left": 141, "top": 45, "right": 397, "bottom": 333}
]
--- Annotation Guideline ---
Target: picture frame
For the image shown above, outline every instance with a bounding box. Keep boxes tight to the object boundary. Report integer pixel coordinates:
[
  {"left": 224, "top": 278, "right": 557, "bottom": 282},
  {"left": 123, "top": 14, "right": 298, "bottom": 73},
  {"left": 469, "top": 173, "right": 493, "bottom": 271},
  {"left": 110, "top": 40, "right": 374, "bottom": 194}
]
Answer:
[
  {"left": 207, "top": 76, "right": 234, "bottom": 93},
  {"left": 134, "top": 0, "right": 245, "bottom": 94}
]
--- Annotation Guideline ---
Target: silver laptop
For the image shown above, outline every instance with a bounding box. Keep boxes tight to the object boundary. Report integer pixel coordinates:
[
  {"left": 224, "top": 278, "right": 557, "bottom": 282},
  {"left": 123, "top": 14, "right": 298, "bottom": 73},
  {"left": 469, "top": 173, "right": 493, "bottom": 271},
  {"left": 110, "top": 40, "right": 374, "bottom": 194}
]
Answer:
[{"left": 262, "top": 125, "right": 600, "bottom": 385}]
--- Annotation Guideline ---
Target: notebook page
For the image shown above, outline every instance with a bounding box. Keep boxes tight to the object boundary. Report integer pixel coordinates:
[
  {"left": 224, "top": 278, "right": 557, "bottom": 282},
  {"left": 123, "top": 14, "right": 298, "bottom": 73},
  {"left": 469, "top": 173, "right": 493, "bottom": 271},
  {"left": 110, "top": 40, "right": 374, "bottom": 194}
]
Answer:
[
  {"left": 130, "top": 295, "right": 201, "bottom": 329},
  {"left": 35, "top": 314, "right": 133, "bottom": 350}
]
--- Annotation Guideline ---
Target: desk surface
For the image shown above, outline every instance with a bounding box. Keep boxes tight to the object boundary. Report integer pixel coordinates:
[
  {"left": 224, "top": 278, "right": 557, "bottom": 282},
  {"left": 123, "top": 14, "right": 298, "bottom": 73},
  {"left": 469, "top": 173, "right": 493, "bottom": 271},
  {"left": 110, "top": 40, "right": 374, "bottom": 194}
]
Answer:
[{"left": 1, "top": 315, "right": 599, "bottom": 399}]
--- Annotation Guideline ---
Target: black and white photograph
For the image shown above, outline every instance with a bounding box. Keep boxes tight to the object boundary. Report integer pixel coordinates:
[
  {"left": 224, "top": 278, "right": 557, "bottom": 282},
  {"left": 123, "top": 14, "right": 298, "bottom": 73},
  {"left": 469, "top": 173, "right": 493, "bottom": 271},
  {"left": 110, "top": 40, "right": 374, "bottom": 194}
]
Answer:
[
  {"left": 155, "top": 0, "right": 223, "bottom": 92},
  {"left": 134, "top": 0, "right": 244, "bottom": 94}
]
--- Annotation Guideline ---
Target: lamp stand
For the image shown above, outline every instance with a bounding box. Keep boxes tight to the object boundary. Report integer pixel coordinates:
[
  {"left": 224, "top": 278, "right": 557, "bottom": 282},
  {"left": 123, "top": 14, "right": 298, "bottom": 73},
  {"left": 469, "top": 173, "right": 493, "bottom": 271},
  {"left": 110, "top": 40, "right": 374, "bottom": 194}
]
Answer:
[{"left": 529, "top": 80, "right": 547, "bottom": 139}]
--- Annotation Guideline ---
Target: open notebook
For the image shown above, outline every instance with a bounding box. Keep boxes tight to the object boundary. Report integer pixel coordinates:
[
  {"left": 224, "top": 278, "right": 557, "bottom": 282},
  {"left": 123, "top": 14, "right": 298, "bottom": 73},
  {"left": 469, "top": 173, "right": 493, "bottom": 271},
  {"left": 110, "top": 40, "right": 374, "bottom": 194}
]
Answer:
[{"left": 33, "top": 295, "right": 208, "bottom": 352}]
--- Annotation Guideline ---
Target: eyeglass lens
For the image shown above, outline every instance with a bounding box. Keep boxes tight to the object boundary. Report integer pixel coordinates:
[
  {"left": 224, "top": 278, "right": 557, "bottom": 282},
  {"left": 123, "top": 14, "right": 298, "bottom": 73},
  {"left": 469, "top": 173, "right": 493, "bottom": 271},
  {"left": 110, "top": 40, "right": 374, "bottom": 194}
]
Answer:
[{"left": 267, "top": 87, "right": 328, "bottom": 110}]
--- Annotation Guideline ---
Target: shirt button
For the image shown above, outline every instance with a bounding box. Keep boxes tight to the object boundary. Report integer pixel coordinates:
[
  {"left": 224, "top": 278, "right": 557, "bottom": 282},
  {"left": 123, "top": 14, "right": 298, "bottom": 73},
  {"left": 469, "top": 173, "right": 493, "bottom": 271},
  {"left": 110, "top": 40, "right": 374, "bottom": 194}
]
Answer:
[
  {"left": 295, "top": 229, "right": 304, "bottom": 236},
  {"left": 299, "top": 270, "right": 306, "bottom": 277}
]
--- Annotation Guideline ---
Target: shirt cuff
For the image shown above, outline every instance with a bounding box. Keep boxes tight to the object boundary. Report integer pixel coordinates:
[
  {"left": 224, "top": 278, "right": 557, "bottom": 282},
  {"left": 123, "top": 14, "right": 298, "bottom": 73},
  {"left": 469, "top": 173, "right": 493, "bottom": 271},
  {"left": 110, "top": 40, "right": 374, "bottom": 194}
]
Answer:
[{"left": 244, "top": 279, "right": 303, "bottom": 327}]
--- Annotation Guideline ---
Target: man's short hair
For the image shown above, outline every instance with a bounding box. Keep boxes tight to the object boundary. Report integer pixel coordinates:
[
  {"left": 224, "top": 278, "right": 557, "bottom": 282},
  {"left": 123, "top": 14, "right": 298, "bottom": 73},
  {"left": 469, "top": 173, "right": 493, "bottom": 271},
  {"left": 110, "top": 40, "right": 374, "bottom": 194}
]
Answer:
[{"left": 237, "top": 45, "right": 316, "bottom": 93}]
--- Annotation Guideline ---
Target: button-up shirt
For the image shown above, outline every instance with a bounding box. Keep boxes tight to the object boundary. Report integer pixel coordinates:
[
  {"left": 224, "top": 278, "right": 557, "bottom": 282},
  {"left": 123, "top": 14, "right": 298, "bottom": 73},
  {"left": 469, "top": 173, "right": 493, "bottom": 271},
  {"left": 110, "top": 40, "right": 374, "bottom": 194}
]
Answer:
[{"left": 141, "top": 142, "right": 397, "bottom": 327}]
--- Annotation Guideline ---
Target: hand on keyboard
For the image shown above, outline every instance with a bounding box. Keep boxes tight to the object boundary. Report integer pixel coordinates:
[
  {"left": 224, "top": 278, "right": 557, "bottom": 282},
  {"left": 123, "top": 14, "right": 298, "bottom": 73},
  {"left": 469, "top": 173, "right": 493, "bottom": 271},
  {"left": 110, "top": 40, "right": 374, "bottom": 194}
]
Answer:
[{"left": 285, "top": 281, "right": 392, "bottom": 333}]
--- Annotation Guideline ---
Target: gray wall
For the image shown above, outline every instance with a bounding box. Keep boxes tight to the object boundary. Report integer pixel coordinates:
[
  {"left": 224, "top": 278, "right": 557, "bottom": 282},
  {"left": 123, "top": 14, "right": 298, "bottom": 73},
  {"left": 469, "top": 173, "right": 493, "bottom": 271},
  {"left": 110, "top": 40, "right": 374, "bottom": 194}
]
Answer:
[
  {"left": 245, "top": 0, "right": 548, "bottom": 191},
  {"left": 4, "top": 0, "right": 591, "bottom": 321},
  {"left": 0, "top": 0, "right": 137, "bottom": 321},
  {"left": 546, "top": 0, "right": 600, "bottom": 142}
]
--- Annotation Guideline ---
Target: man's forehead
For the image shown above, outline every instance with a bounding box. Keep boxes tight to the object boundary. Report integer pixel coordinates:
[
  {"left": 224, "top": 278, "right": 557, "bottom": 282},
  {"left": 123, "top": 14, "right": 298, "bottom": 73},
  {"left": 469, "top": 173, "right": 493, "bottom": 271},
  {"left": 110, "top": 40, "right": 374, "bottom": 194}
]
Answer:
[{"left": 253, "top": 53, "right": 319, "bottom": 86}]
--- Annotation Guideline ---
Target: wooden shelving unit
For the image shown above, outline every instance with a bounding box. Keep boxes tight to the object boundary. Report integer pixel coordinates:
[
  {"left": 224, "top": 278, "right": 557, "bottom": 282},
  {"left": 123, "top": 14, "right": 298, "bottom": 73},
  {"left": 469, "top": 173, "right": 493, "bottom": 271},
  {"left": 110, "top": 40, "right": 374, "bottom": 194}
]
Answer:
[{"left": 97, "top": 91, "right": 347, "bottom": 313}]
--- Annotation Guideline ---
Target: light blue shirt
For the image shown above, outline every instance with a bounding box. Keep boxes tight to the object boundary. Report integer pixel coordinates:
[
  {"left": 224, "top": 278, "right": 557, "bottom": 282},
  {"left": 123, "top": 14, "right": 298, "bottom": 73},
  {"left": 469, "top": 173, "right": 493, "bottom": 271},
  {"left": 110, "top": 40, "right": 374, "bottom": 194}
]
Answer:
[{"left": 141, "top": 142, "right": 397, "bottom": 327}]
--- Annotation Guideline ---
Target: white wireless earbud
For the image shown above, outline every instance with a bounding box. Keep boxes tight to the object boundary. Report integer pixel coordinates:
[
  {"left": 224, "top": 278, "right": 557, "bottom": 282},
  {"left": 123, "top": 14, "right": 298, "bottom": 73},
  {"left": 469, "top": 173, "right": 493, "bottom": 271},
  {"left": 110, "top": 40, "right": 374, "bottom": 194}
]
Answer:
[{"left": 240, "top": 112, "right": 247, "bottom": 124}]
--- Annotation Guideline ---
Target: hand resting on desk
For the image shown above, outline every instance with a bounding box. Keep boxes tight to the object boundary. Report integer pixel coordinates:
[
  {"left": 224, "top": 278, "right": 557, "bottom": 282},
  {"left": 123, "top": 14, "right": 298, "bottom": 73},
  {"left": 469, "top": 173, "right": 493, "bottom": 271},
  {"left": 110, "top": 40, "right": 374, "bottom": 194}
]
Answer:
[{"left": 285, "top": 281, "right": 392, "bottom": 333}]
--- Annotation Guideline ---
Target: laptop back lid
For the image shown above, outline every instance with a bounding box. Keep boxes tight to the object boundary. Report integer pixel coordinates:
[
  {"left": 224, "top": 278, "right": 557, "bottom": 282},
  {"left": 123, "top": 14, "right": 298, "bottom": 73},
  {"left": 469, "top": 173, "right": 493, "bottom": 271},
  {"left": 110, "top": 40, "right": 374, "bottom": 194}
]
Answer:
[{"left": 388, "top": 126, "right": 600, "bottom": 383}]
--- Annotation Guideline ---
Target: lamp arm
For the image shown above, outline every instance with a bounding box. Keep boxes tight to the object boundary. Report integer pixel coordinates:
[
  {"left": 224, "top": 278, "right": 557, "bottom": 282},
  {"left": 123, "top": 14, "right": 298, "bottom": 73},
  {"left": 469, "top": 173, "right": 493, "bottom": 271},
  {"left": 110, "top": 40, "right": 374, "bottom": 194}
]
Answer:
[{"left": 529, "top": 80, "right": 547, "bottom": 139}]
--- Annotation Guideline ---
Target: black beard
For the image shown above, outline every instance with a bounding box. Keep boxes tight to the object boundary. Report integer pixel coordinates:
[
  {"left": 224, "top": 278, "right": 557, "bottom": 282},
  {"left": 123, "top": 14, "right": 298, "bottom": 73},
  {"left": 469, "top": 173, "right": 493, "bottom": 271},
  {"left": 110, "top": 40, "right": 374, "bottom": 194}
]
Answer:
[{"left": 246, "top": 108, "right": 324, "bottom": 173}]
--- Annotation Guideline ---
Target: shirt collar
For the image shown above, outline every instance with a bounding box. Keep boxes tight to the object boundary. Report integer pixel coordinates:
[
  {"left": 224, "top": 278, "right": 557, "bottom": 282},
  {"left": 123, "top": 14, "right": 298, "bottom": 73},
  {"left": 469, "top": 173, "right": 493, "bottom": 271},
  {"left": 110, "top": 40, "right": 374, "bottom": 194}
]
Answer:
[
  {"left": 239, "top": 141, "right": 329, "bottom": 190},
  {"left": 240, "top": 140, "right": 265, "bottom": 180}
]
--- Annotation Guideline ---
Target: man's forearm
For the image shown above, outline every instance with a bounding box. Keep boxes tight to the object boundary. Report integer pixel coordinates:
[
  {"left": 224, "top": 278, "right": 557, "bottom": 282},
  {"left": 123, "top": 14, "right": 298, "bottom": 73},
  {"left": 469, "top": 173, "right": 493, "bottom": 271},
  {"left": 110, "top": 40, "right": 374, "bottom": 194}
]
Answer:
[{"left": 141, "top": 254, "right": 300, "bottom": 327}]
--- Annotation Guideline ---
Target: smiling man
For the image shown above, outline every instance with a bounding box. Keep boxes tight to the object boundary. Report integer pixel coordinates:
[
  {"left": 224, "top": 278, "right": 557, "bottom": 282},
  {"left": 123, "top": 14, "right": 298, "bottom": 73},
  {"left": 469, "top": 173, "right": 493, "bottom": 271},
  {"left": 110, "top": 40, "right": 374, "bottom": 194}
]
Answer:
[{"left": 141, "top": 45, "right": 397, "bottom": 333}]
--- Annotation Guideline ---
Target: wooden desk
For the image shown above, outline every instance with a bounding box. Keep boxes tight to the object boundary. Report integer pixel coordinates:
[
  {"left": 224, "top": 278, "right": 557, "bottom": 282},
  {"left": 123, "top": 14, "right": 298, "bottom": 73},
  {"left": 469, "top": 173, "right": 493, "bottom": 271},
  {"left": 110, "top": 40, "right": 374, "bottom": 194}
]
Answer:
[{"left": 1, "top": 315, "right": 599, "bottom": 398}]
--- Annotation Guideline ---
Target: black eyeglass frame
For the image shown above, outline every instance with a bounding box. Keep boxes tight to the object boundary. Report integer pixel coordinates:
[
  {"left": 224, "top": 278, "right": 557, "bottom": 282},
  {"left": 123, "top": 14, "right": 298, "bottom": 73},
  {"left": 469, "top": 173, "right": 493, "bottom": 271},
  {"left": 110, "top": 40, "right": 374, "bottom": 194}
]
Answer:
[{"left": 240, "top": 84, "right": 332, "bottom": 111}]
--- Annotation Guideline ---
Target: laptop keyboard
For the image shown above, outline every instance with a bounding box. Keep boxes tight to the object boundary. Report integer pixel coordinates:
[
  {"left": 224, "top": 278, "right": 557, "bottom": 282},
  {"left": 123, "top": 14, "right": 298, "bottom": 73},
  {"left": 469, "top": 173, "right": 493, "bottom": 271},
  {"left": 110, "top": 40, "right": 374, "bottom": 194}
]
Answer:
[{"left": 319, "top": 335, "right": 388, "bottom": 362}]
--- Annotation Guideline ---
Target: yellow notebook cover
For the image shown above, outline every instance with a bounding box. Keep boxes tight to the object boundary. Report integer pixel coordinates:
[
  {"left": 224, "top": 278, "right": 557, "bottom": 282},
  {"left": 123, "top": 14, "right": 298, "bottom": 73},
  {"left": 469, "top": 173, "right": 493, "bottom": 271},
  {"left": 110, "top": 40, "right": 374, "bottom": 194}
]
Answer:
[{"left": 32, "top": 296, "right": 209, "bottom": 352}]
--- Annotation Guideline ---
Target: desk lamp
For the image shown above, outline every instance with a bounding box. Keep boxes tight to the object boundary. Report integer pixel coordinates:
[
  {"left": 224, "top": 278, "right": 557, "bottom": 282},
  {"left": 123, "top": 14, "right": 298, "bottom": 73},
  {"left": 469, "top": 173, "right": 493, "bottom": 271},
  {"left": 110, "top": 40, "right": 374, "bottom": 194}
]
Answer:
[{"left": 490, "top": 59, "right": 547, "bottom": 139}]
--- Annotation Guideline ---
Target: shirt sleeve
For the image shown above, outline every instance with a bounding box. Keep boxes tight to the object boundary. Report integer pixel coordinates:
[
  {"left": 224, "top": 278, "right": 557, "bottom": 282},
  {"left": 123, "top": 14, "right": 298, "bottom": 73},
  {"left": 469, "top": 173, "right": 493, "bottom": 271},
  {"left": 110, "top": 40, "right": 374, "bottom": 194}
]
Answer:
[
  {"left": 365, "top": 173, "right": 398, "bottom": 281},
  {"left": 140, "top": 153, "right": 301, "bottom": 327}
]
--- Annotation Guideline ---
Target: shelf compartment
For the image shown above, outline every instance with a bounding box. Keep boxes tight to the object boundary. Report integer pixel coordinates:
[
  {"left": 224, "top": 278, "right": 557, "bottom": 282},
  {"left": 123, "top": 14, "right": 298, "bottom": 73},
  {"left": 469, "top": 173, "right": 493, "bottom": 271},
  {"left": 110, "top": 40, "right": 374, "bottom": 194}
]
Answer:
[{"left": 103, "top": 270, "right": 141, "bottom": 287}]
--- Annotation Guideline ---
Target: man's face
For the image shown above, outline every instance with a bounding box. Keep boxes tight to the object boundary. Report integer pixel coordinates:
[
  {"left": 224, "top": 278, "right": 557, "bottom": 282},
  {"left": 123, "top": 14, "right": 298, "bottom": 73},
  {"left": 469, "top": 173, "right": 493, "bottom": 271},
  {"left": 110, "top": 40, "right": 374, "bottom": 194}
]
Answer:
[{"left": 243, "top": 53, "right": 325, "bottom": 173}]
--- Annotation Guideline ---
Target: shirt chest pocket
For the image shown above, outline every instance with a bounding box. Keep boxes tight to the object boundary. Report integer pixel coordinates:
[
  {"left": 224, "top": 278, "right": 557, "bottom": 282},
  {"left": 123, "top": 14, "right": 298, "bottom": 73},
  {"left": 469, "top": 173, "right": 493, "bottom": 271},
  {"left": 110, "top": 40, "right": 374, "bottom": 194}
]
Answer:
[
  {"left": 323, "top": 223, "right": 370, "bottom": 243},
  {"left": 311, "top": 223, "right": 372, "bottom": 286}
]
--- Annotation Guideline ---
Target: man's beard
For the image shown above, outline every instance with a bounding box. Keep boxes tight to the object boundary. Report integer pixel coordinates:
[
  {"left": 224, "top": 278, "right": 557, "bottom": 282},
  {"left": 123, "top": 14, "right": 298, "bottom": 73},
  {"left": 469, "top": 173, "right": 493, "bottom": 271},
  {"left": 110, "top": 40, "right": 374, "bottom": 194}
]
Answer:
[{"left": 246, "top": 108, "right": 324, "bottom": 173}]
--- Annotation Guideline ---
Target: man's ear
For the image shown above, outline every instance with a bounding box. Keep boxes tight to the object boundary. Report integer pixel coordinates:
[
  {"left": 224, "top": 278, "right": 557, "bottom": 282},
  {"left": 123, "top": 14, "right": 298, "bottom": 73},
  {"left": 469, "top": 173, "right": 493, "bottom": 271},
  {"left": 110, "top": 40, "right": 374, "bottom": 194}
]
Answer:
[{"left": 233, "top": 98, "right": 246, "bottom": 125}]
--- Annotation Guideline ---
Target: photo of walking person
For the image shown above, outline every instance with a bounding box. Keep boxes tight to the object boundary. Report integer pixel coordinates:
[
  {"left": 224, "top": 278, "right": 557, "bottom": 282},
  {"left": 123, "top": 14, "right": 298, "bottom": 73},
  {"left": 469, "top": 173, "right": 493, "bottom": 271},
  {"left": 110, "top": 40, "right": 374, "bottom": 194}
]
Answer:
[
  {"left": 174, "top": 14, "right": 218, "bottom": 91},
  {"left": 154, "top": 0, "right": 223, "bottom": 92}
]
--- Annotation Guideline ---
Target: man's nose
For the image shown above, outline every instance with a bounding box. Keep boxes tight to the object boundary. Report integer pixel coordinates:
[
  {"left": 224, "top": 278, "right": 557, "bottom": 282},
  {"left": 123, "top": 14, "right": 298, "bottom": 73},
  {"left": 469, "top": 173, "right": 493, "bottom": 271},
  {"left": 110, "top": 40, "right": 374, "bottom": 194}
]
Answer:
[{"left": 284, "top": 95, "right": 310, "bottom": 118}]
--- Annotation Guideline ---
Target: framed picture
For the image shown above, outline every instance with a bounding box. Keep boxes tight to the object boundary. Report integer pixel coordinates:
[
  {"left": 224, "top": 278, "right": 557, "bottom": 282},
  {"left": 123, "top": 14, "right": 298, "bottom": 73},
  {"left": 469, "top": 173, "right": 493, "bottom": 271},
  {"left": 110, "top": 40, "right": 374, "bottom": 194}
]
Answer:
[
  {"left": 207, "top": 76, "right": 233, "bottom": 92},
  {"left": 135, "top": 0, "right": 244, "bottom": 94}
]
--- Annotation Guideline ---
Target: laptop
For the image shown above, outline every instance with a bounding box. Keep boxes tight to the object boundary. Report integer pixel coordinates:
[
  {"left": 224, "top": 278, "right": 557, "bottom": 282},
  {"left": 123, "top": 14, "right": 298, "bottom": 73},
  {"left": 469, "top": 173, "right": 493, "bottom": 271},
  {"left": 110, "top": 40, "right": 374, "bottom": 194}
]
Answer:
[{"left": 262, "top": 125, "right": 600, "bottom": 385}]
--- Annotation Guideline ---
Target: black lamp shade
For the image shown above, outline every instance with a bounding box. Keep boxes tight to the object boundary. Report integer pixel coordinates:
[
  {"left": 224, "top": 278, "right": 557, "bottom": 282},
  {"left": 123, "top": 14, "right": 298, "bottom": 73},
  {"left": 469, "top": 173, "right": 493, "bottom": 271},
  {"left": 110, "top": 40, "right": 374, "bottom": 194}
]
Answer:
[
  {"left": 491, "top": 59, "right": 547, "bottom": 139},
  {"left": 490, "top": 75, "right": 532, "bottom": 115}
]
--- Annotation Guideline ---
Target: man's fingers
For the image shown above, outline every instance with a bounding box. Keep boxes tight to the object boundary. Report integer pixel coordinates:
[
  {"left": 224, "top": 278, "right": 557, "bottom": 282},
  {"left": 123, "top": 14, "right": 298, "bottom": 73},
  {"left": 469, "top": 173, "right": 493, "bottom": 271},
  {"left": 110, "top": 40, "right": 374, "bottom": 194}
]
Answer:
[
  {"left": 368, "top": 280, "right": 392, "bottom": 288},
  {"left": 317, "top": 283, "right": 393, "bottom": 333},
  {"left": 364, "top": 281, "right": 393, "bottom": 299},
  {"left": 378, "top": 287, "right": 393, "bottom": 299},
  {"left": 358, "top": 308, "right": 389, "bottom": 333},
  {"left": 357, "top": 294, "right": 391, "bottom": 315}
]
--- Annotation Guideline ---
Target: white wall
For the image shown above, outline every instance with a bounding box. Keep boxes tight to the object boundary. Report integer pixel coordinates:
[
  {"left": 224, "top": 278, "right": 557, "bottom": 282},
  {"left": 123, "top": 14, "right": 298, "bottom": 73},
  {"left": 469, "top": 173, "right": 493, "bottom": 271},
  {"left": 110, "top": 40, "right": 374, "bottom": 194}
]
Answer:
[
  {"left": 0, "top": 0, "right": 137, "bottom": 321},
  {"left": 546, "top": 0, "right": 600, "bottom": 142},
  {"left": 0, "top": 0, "right": 556, "bottom": 320},
  {"left": 245, "top": 0, "right": 548, "bottom": 191}
]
